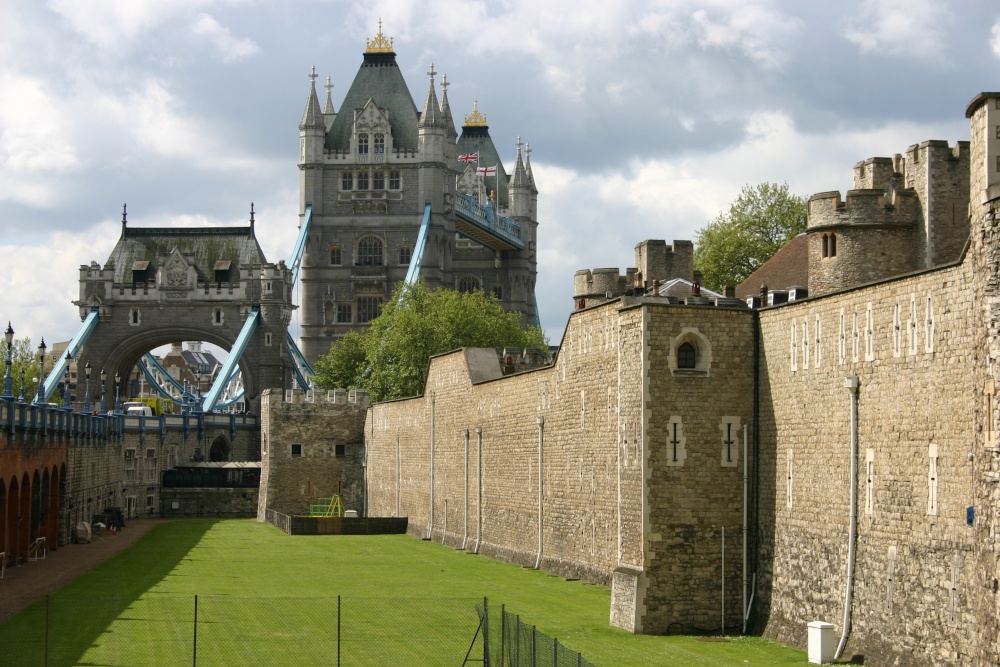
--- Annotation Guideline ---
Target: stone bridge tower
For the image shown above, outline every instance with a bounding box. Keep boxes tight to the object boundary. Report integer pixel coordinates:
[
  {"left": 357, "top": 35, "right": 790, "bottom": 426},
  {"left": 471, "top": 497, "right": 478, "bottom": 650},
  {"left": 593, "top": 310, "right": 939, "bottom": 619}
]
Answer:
[{"left": 74, "top": 210, "right": 295, "bottom": 415}]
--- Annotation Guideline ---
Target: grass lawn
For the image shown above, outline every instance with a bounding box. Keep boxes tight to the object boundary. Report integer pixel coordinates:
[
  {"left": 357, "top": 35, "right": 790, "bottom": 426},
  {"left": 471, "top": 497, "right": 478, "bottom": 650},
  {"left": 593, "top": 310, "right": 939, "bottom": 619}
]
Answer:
[{"left": 0, "top": 519, "right": 828, "bottom": 666}]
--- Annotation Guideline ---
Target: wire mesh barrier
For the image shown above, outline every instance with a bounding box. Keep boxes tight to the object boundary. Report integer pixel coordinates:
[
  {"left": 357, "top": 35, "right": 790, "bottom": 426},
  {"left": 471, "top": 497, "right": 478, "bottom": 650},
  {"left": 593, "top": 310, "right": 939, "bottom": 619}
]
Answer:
[
  {"left": 478, "top": 601, "right": 596, "bottom": 667},
  {"left": 0, "top": 594, "right": 507, "bottom": 666}
]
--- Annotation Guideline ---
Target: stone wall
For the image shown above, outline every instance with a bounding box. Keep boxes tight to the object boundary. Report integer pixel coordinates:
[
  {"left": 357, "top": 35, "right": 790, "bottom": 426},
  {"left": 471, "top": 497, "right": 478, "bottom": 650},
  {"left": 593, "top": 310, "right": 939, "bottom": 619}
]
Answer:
[
  {"left": 160, "top": 487, "right": 258, "bottom": 516},
  {"left": 258, "top": 388, "right": 368, "bottom": 520},
  {"left": 364, "top": 298, "right": 754, "bottom": 634},
  {"left": 756, "top": 254, "right": 978, "bottom": 665}
]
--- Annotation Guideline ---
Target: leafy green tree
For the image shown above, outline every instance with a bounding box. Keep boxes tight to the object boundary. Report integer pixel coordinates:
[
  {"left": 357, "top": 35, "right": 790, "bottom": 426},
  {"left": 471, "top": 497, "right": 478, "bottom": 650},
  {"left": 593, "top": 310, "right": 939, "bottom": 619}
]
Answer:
[
  {"left": 694, "top": 182, "right": 807, "bottom": 292},
  {"left": 2, "top": 336, "right": 47, "bottom": 401},
  {"left": 314, "top": 281, "right": 547, "bottom": 402}
]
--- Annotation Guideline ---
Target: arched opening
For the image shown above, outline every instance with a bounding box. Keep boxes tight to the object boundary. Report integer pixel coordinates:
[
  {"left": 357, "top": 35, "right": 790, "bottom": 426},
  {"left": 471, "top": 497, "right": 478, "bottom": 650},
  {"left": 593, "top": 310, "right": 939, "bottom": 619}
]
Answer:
[
  {"left": 829, "top": 233, "right": 837, "bottom": 257},
  {"left": 458, "top": 276, "right": 480, "bottom": 294},
  {"left": 822, "top": 234, "right": 829, "bottom": 258},
  {"left": 670, "top": 327, "right": 713, "bottom": 376},
  {"left": 210, "top": 436, "right": 231, "bottom": 462}
]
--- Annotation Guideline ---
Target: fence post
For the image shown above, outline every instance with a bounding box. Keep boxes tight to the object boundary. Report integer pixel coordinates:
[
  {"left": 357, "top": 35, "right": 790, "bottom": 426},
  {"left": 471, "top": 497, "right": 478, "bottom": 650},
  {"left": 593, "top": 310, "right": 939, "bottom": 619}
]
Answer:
[
  {"left": 515, "top": 615, "right": 520, "bottom": 666},
  {"left": 192, "top": 595, "right": 198, "bottom": 667},
  {"left": 500, "top": 604, "right": 505, "bottom": 667},
  {"left": 44, "top": 595, "right": 49, "bottom": 667},
  {"left": 532, "top": 625, "right": 537, "bottom": 667},
  {"left": 337, "top": 595, "right": 341, "bottom": 667},
  {"left": 554, "top": 638, "right": 558, "bottom": 664},
  {"left": 482, "top": 597, "right": 490, "bottom": 666}
]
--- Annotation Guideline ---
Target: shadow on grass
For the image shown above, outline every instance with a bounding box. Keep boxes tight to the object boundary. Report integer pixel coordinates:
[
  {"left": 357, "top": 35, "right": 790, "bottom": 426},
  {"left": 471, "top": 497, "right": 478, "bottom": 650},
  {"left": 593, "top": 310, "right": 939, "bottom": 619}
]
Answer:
[{"left": 0, "top": 518, "right": 220, "bottom": 667}]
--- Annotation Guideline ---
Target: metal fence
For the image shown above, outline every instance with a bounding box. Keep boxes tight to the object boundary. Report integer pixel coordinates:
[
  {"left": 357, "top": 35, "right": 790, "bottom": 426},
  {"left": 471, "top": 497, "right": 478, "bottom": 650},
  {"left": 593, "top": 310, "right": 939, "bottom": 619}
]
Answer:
[{"left": 479, "top": 601, "right": 596, "bottom": 667}]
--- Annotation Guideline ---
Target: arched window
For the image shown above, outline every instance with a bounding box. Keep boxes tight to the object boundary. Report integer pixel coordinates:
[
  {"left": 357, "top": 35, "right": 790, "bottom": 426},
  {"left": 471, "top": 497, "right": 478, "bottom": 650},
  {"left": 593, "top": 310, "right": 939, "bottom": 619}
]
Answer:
[
  {"left": 357, "top": 172, "right": 369, "bottom": 190},
  {"left": 373, "top": 171, "right": 385, "bottom": 189},
  {"left": 358, "top": 237, "right": 384, "bottom": 266},
  {"left": 458, "top": 276, "right": 480, "bottom": 293},
  {"left": 330, "top": 247, "right": 342, "bottom": 265},
  {"left": 374, "top": 133, "right": 385, "bottom": 154},
  {"left": 389, "top": 171, "right": 401, "bottom": 189},
  {"left": 829, "top": 233, "right": 837, "bottom": 257},
  {"left": 677, "top": 342, "right": 697, "bottom": 369},
  {"left": 342, "top": 172, "right": 353, "bottom": 190},
  {"left": 358, "top": 133, "right": 369, "bottom": 154},
  {"left": 822, "top": 234, "right": 829, "bottom": 258},
  {"left": 210, "top": 435, "right": 230, "bottom": 462}
]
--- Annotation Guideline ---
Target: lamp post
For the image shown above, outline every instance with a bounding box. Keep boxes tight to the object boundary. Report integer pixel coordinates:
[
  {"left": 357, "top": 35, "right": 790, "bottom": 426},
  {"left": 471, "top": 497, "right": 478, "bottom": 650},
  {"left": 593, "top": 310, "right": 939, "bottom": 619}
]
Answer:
[
  {"left": 63, "top": 352, "right": 72, "bottom": 410},
  {"left": 82, "top": 361, "right": 92, "bottom": 415},
  {"left": 33, "top": 338, "right": 46, "bottom": 405},
  {"left": 114, "top": 372, "right": 121, "bottom": 414},
  {"left": 2, "top": 322, "right": 13, "bottom": 400},
  {"left": 100, "top": 368, "right": 107, "bottom": 414},
  {"left": 194, "top": 371, "right": 204, "bottom": 413},
  {"left": 17, "top": 368, "right": 26, "bottom": 403}
]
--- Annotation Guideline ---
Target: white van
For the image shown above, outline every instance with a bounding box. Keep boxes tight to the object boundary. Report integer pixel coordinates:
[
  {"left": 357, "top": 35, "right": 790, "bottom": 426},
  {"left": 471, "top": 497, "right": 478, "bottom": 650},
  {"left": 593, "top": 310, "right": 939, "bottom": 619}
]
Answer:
[{"left": 123, "top": 402, "right": 153, "bottom": 416}]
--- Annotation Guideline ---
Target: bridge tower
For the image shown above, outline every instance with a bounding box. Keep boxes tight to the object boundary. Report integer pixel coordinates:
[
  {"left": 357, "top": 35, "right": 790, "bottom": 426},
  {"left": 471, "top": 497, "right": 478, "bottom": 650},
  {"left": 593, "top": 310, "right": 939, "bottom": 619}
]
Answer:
[
  {"left": 298, "top": 22, "right": 540, "bottom": 362},
  {"left": 74, "top": 211, "right": 295, "bottom": 415}
]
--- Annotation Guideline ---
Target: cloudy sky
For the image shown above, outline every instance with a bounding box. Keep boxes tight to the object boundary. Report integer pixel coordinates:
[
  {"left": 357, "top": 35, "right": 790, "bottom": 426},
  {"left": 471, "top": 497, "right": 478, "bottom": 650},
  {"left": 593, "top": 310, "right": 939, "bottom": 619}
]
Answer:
[{"left": 2, "top": 0, "right": 998, "bottom": 353}]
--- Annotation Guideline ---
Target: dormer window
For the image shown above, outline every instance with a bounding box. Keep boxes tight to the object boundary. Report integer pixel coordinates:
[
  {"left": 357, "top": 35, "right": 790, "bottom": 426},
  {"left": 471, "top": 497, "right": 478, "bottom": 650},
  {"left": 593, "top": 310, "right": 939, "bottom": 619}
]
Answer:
[
  {"left": 358, "top": 133, "right": 369, "bottom": 155},
  {"left": 214, "top": 260, "right": 232, "bottom": 284},
  {"left": 131, "top": 260, "right": 149, "bottom": 284},
  {"left": 374, "top": 133, "right": 385, "bottom": 154}
]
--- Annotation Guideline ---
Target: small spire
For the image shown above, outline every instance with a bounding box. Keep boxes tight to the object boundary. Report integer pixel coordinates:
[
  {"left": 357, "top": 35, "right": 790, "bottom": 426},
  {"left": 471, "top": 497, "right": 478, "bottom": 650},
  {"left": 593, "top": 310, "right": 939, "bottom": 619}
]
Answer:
[
  {"left": 324, "top": 76, "right": 335, "bottom": 114},
  {"left": 299, "top": 65, "right": 325, "bottom": 131},
  {"left": 419, "top": 63, "right": 441, "bottom": 127},
  {"left": 440, "top": 74, "right": 457, "bottom": 138},
  {"left": 525, "top": 142, "right": 537, "bottom": 192},
  {"left": 121, "top": 203, "right": 128, "bottom": 228},
  {"left": 509, "top": 135, "right": 529, "bottom": 189},
  {"left": 249, "top": 203, "right": 256, "bottom": 238}
]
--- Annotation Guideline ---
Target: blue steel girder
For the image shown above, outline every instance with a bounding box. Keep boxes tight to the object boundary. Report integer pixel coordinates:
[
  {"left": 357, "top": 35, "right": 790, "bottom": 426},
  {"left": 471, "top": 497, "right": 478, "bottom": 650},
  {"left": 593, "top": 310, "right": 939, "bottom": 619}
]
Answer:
[
  {"left": 453, "top": 194, "right": 524, "bottom": 251},
  {"left": 42, "top": 308, "right": 100, "bottom": 402},
  {"left": 288, "top": 204, "right": 313, "bottom": 286},
  {"left": 286, "top": 332, "right": 313, "bottom": 390},
  {"left": 404, "top": 203, "right": 433, "bottom": 285},
  {"left": 202, "top": 307, "right": 260, "bottom": 411}
]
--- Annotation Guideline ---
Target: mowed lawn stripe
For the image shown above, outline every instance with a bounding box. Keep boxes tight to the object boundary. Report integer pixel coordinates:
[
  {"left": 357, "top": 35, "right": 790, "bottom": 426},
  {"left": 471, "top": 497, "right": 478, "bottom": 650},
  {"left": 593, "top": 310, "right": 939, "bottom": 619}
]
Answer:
[{"left": 0, "top": 519, "right": 819, "bottom": 666}]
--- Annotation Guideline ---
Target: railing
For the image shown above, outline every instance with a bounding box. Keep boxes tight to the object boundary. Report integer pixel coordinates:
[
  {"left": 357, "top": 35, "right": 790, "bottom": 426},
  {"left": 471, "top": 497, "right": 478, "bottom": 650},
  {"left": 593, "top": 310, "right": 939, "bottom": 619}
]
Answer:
[
  {"left": 479, "top": 601, "right": 595, "bottom": 667},
  {"left": 28, "top": 538, "right": 45, "bottom": 562},
  {"left": 265, "top": 509, "right": 292, "bottom": 534},
  {"left": 454, "top": 193, "right": 523, "bottom": 248}
]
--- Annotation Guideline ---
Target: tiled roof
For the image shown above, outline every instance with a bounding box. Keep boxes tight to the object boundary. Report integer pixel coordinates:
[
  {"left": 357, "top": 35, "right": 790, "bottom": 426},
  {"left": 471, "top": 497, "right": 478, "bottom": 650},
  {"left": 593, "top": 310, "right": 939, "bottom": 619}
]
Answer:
[
  {"left": 455, "top": 125, "right": 509, "bottom": 207},
  {"left": 735, "top": 233, "right": 809, "bottom": 300}
]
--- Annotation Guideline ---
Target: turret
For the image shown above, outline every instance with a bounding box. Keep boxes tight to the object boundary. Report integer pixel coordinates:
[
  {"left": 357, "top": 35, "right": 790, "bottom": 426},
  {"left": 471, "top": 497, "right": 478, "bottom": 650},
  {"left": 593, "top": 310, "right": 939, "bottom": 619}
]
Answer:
[
  {"left": 418, "top": 63, "right": 446, "bottom": 162},
  {"left": 440, "top": 74, "right": 458, "bottom": 164},
  {"left": 299, "top": 66, "right": 326, "bottom": 165}
]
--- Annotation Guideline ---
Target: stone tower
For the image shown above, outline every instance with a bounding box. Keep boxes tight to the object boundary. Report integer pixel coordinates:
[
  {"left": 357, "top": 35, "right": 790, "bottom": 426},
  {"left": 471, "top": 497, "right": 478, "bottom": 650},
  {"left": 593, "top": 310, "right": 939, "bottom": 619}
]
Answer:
[{"left": 298, "top": 23, "right": 540, "bottom": 362}]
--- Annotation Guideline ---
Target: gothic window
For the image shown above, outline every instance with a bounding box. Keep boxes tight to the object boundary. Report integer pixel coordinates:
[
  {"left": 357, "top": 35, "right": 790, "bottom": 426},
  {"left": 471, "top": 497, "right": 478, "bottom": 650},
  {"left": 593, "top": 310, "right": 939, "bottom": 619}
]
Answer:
[
  {"left": 336, "top": 304, "right": 352, "bottom": 323},
  {"left": 373, "top": 171, "right": 385, "bottom": 189},
  {"left": 342, "top": 172, "right": 353, "bottom": 190},
  {"left": 330, "top": 247, "right": 342, "bottom": 265},
  {"left": 357, "top": 237, "right": 383, "bottom": 266},
  {"left": 374, "top": 133, "right": 385, "bottom": 154},
  {"left": 399, "top": 246, "right": 412, "bottom": 266},
  {"left": 357, "top": 297, "right": 383, "bottom": 323},
  {"left": 324, "top": 301, "right": 333, "bottom": 324},
  {"left": 822, "top": 234, "right": 828, "bottom": 258},
  {"left": 358, "top": 133, "right": 369, "bottom": 154},
  {"left": 677, "top": 342, "right": 696, "bottom": 369},
  {"left": 389, "top": 171, "right": 401, "bottom": 189},
  {"left": 492, "top": 286, "right": 503, "bottom": 300},
  {"left": 357, "top": 172, "right": 369, "bottom": 190},
  {"left": 822, "top": 233, "right": 838, "bottom": 258},
  {"left": 458, "top": 276, "right": 480, "bottom": 293},
  {"left": 830, "top": 233, "right": 837, "bottom": 257}
]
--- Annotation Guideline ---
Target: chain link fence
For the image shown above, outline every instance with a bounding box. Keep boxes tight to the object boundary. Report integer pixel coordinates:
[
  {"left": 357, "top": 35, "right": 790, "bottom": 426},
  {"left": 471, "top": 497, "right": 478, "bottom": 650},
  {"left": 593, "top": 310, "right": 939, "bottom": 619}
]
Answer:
[{"left": 479, "top": 601, "right": 596, "bottom": 667}]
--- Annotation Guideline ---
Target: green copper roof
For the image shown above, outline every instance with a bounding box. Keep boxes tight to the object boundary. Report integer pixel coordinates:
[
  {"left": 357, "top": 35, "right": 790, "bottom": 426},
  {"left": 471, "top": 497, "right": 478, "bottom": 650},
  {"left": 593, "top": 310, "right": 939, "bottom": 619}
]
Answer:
[
  {"left": 326, "top": 52, "right": 420, "bottom": 151},
  {"left": 456, "top": 126, "right": 509, "bottom": 207}
]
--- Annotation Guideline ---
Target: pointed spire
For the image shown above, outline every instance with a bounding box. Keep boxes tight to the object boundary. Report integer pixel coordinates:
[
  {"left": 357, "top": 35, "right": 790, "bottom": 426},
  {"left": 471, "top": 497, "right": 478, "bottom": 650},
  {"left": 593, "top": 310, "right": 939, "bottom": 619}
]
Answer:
[
  {"left": 300, "top": 65, "right": 325, "bottom": 131},
  {"left": 440, "top": 73, "right": 457, "bottom": 139},
  {"left": 323, "top": 76, "right": 335, "bottom": 114},
  {"left": 419, "top": 63, "right": 441, "bottom": 127},
  {"left": 525, "top": 142, "right": 538, "bottom": 193},
  {"left": 509, "top": 135, "right": 529, "bottom": 189}
]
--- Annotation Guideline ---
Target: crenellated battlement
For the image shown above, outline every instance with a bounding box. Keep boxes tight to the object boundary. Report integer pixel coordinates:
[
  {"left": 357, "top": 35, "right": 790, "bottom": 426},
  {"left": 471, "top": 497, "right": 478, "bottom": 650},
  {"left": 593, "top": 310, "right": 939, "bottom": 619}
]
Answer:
[
  {"left": 807, "top": 188, "right": 919, "bottom": 229},
  {"left": 574, "top": 267, "right": 635, "bottom": 302}
]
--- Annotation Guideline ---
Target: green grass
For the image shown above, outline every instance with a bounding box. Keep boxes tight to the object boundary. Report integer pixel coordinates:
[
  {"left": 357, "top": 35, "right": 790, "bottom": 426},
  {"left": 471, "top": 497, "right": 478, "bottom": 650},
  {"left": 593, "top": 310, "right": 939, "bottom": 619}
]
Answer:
[{"left": 0, "top": 519, "right": 826, "bottom": 666}]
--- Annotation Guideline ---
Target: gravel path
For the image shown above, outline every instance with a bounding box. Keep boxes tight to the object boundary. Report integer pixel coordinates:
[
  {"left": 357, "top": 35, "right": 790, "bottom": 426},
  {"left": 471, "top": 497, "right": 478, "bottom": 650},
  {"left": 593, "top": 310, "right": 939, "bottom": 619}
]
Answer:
[{"left": 0, "top": 519, "right": 171, "bottom": 623}]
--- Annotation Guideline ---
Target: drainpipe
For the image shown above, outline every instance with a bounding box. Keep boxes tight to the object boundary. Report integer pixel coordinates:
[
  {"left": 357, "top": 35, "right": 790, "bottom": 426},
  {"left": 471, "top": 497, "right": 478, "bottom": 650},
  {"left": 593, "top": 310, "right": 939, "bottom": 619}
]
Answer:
[
  {"left": 742, "top": 423, "right": 748, "bottom": 634},
  {"left": 835, "top": 375, "right": 860, "bottom": 659},
  {"left": 534, "top": 416, "right": 544, "bottom": 569},
  {"left": 474, "top": 427, "right": 483, "bottom": 554},
  {"left": 427, "top": 393, "right": 435, "bottom": 540},
  {"left": 462, "top": 428, "right": 470, "bottom": 550}
]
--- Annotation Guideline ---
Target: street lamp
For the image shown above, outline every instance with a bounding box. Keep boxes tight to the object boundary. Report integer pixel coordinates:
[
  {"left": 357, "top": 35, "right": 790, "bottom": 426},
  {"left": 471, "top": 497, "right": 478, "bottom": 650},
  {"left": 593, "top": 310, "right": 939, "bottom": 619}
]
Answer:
[
  {"left": 63, "top": 352, "right": 72, "bottom": 410},
  {"left": 100, "top": 368, "right": 107, "bottom": 414},
  {"left": 33, "top": 338, "right": 46, "bottom": 405},
  {"left": 17, "top": 368, "right": 26, "bottom": 402},
  {"left": 2, "top": 322, "right": 13, "bottom": 400},
  {"left": 82, "top": 361, "right": 92, "bottom": 415},
  {"left": 114, "top": 371, "right": 121, "bottom": 414},
  {"left": 194, "top": 371, "right": 204, "bottom": 413}
]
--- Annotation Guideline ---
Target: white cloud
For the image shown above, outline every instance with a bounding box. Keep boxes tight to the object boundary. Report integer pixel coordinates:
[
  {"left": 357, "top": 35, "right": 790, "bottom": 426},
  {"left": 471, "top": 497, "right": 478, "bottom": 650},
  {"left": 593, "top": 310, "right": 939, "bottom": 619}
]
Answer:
[
  {"left": 191, "top": 13, "right": 259, "bottom": 62},
  {"left": 844, "top": 0, "right": 952, "bottom": 58},
  {"left": 690, "top": 5, "right": 803, "bottom": 69},
  {"left": 48, "top": 0, "right": 204, "bottom": 49},
  {"left": 992, "top": 20, "right": 1000, "bottom": 58}
]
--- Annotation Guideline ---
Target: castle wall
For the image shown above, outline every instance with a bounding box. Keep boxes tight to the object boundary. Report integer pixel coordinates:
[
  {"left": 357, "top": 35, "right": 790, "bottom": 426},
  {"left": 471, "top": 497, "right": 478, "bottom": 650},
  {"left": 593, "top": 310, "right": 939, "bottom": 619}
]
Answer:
[
  {"left": 257, "top": 389, "right": 368, "bottom": 520},
  {"left": 756, "top": 255, "right": 978, "bottom": 665}
]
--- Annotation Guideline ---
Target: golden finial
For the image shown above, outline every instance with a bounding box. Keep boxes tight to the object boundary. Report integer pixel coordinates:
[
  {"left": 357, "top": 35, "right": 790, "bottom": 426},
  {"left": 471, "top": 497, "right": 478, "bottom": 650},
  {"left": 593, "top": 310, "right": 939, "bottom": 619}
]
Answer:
[
  {"left": 464, "top": 98, "right": 488, "bottom": 127},
  {"left": 366, "top": 18, "right": 394, "bottom": 53}
]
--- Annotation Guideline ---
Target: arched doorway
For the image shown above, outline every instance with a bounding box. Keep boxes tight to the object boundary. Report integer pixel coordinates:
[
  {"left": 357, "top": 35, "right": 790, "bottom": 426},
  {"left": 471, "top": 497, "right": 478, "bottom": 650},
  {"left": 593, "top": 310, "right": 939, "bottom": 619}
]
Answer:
[{"left": 209, "top": 435, "right": 230, "bottom": 462}]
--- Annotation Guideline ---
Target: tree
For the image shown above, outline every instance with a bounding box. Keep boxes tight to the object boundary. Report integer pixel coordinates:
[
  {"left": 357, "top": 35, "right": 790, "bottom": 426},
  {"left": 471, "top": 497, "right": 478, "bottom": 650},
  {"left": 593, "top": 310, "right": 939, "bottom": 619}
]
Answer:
[
  {"left": 694, "top": 182, "right": 807, "bottom": 292},
  {"left": 2, "top": 336, "right": 49, "bottom": 401},
  {"left": 314, "top": 281, "right": 547, "bottom": 402}
]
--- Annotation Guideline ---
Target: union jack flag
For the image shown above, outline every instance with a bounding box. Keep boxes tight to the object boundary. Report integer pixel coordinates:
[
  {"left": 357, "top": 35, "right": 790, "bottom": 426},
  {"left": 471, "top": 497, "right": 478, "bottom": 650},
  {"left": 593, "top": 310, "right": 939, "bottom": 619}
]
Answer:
[{"left": 458, "top": 152, "right": 479, "bottom": 164}]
